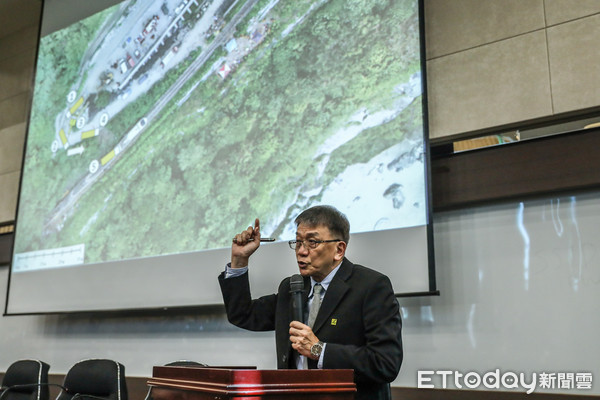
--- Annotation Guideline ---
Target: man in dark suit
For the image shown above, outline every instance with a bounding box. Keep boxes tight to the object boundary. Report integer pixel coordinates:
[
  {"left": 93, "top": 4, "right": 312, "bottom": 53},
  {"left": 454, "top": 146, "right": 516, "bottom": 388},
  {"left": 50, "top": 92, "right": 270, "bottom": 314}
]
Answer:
[{"left": 218, "top": 205, "right": 402, "bottom": 400}]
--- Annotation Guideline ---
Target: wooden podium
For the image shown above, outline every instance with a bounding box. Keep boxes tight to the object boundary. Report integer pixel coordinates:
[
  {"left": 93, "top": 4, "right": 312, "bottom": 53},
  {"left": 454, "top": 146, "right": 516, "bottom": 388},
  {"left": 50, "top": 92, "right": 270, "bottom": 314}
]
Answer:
[{"left": 147, "top": 365, "right": 356, "bottom": 400}]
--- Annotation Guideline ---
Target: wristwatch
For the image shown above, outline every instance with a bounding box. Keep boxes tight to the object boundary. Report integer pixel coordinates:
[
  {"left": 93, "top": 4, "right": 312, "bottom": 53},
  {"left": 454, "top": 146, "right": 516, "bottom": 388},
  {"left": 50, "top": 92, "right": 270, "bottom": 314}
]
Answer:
[{"left": 310, "top": 341, "right": 324, "bottom": 359}]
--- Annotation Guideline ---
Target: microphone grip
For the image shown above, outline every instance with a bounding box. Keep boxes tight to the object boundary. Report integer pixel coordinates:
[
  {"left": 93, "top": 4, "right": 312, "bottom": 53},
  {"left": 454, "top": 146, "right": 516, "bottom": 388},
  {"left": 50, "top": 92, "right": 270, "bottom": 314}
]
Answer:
[
  {"left": 292, "top": 291, "right": 303, "bottom": 322},
  {"left": 289, "top": 274, "right": 304, "bottom": 323}
]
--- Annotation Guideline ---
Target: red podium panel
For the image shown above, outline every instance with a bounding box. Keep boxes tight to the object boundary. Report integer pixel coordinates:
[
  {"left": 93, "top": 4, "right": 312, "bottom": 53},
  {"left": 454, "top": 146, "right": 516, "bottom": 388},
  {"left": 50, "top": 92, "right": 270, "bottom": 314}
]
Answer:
[{"left": 147, "top": 365, "right": 356, "bottom": 400}]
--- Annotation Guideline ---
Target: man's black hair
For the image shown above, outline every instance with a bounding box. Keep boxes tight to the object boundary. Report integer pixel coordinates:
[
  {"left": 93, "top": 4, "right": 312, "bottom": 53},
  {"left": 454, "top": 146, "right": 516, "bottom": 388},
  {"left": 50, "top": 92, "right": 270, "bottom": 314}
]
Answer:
[{"left": 294, "top": 205, "right": 350, "bottom": 243}]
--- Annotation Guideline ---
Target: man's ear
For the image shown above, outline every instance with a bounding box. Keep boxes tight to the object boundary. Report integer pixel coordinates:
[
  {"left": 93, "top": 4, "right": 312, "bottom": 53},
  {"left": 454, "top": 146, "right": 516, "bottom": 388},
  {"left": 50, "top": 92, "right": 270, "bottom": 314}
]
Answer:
[{"left": 334, "top": 241, "right": 347, "bottom": 261}]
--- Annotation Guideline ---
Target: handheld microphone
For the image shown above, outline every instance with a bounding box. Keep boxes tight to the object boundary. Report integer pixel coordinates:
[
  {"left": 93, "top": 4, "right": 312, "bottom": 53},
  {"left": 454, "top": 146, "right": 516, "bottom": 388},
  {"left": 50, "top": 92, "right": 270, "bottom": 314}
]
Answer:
[{"left": 290, "top": 274, "right": 304, "bottom": 323}]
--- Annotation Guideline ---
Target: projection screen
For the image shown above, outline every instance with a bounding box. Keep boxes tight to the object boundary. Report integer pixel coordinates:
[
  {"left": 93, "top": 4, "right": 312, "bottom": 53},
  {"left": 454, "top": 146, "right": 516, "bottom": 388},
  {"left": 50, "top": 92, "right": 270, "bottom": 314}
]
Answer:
[{"left": 6, "top": 0, "right": 435, "bottom": 314}]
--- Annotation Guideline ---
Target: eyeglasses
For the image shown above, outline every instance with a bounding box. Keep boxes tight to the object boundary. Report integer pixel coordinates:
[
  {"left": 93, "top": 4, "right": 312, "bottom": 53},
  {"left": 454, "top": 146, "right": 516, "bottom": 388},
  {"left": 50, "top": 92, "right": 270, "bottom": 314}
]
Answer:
[{"left": 288, "top": 239, "right": 342, "bottom": 250}]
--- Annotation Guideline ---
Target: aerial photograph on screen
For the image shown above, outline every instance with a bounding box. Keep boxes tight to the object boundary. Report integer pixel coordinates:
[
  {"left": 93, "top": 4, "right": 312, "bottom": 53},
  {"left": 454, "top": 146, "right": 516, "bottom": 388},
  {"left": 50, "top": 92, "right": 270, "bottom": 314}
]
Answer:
[{"left": 14, "top": 0, "right": 426, "bottom": 272}]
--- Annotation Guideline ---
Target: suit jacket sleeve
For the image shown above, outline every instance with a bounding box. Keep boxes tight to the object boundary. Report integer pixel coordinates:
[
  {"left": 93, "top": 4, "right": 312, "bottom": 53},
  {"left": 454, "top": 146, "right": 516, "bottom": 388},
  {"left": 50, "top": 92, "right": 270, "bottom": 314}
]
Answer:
[
  {"left": 321, "top": 271, "right": 403, "bottom": 385},
  {"left": 218, "top": 270, "right": 277, "bottom": 331}
]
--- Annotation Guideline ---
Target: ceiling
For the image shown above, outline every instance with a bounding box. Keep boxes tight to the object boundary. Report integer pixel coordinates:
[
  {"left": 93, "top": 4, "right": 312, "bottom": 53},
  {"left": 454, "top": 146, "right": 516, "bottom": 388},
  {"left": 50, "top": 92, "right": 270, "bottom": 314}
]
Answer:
[{"left": 0, "top": 0, "right": 41, "bottom": 40}]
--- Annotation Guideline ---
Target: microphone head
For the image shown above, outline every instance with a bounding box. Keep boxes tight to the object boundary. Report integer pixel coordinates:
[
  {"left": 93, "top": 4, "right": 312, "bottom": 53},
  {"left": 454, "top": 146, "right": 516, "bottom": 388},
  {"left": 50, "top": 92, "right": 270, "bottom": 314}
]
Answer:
[{"left": 289, "top": 274, "right": 304, "bottom": 292}]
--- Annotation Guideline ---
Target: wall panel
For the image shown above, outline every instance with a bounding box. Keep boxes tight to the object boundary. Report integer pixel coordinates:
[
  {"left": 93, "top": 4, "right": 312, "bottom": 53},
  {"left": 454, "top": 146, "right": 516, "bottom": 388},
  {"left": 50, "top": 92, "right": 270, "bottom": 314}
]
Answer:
[
  {"left": 0, "top": 171, "right": 19, "bottom": 223},
  {"left": 0, "top": 26, "right": 39, "bottom": 62},
  {"left": 427, "top": 31, "right": 552, "bottom": 139},
  {"left": 424, "top": 0, "right": 544, "bottom": 59},
  {"left": 547, "top": 13, "right": 600, "bottom": 114},
  {"left": 544, "top": 0, "right": 600, "bottom": 26},
  {"left": 0, "top": 124, "right": 26, "bottom": 175},
  {"left": 0, "top": 94, "right": 30, "bottom": 131},
  {"left": 0, "top": 48, "right": 36, "bottom": 100}
]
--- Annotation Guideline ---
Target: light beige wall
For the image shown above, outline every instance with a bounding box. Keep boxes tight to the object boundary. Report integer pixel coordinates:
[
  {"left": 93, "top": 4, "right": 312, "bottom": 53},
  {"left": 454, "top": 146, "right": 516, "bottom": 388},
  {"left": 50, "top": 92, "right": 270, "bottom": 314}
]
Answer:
[
  {"left": 2, "top": 0, "right": 600, "bottom": 222},
  {"left": 0, "top": 20, "right": 39, "bottom": 223},
  {"left": 426, "top": 0, "right": 600, "bottom": 140}
]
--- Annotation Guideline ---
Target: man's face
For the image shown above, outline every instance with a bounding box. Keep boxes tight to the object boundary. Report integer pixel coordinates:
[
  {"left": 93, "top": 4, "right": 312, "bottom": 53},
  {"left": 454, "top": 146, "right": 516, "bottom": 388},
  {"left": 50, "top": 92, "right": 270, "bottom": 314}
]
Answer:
[{"left": 294, "top": 223, "right": 345, "bottom": 282}]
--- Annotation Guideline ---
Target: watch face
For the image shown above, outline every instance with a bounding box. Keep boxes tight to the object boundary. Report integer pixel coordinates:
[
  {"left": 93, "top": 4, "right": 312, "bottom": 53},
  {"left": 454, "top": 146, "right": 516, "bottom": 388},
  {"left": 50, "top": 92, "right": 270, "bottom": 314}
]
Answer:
[{"left": 311, "top": 342, "right": 323, "bottom": 357}]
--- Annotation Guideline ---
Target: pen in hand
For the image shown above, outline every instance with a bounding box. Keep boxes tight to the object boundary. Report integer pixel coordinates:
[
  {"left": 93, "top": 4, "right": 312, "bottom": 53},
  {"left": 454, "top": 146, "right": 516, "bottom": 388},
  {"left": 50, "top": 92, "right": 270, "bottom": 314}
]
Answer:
[{"left": 232, "top": 237, "right": 276, "bottom": 243}]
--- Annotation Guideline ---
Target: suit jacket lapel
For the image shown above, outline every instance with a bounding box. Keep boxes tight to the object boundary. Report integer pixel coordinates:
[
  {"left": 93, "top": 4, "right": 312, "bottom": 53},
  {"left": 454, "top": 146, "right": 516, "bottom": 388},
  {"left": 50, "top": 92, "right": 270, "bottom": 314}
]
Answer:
[{"left": 312, "top": 258, "right": 353, "bottom": 333}]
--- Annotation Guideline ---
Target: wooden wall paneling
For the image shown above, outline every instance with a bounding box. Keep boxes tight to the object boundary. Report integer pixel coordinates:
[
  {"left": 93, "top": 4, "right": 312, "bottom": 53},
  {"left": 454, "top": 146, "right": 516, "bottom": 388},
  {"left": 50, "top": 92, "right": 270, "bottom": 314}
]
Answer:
[{"left": 431, "top": 127, "right": 600, "bottom": 210}]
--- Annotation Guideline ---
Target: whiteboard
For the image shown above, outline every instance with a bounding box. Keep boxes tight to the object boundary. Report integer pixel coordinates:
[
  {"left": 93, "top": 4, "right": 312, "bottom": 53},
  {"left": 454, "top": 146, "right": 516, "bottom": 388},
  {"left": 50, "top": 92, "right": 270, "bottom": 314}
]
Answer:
[{"left": 396, "top": 190, "right": 600, "bottom": 395}]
